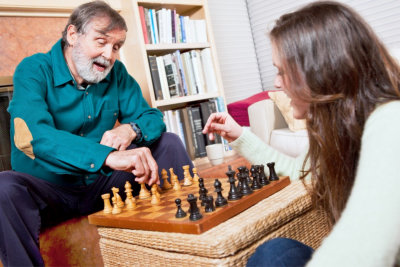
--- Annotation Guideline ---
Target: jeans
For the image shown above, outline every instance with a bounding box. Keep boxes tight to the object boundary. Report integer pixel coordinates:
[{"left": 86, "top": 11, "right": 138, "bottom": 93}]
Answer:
[{"left": 247, "top": 238, "right": 314, "bottom": 267}]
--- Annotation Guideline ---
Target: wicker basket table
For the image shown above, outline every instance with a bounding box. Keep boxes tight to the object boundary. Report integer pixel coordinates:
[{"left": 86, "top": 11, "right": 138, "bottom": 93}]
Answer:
[{"left": 96, "top": 181, "right": 329, "bottom": 267}]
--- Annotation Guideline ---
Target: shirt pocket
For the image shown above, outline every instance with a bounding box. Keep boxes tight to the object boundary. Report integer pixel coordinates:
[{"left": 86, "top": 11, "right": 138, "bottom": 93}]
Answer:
[{"left": 97, "top": 109, "right": 119, "bottom": 132}]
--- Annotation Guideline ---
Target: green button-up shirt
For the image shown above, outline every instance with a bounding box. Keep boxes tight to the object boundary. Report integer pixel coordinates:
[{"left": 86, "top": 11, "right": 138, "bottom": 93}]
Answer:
[{"left": 8, "top": 39, "right": 165, "bottom": 186}]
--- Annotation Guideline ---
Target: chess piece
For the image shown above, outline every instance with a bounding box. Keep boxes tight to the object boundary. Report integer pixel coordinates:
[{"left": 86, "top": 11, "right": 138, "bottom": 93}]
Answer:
[
  {"left": 204, "top": 195, "right": 216, "bottom": 213},
  {"left": 124, "top": 181, "right": 136, "bottom": 210},
  {"left": 102, "top": 193, "right": 112, "bottom": 214},
  {"left": 182, "top": 165, "right": 193, "bottom": 182},
  {"left": 151, "top": 186, "right": 160, "bottom": 205},
  {"left": 169, "top": 168, "right": 176, "bottom": 180},
  {"left": 112, "top": 187, "right": 124, "bottom": 208},
  {"left": 198, "top": 177, "right": 205, "bottom": 191},
  {"left": 139, "top": 183, "right": 151, "bottom": 199},
  {"left": 245, "top": 167, "right": 252, "bottom": 185},
  {"left": 187, "top": 194, "right": 203, "bottom": 221},
  {"left": 214, "top": 179, "right": 228, "bottom": 207},
  {"left": 192, "top": 167, "right": 200, "bottom": 183},
  {"left": 111, "top": 196, "right": 122, "bottom": 214},
  {"left": 258, "top": 164, "right": 270, "bottom": 186},
  {"left": 200, "top": 187, "right": 208, "bottom": 206},
  {"left": 161, "top": 169, "right": 172, "bottom": 190},
  {"left": 172, "top": 174, "right": 182, "bottom": 191},
  {"left": 239, "top": 168, "right": 253, "bottom": 196},
  {"left": 175, "top": 198, "right": 187, "bottom": 218},
  {"left": 226, "top": 166, "right": 241, "bottom": 201},
  {"left": 250, "top": 165, "right": 262, "bottom": 190},
  {"left": 267, "top": 162, "right": 279, "bottom": 181},
  {"left": 183, "top": 169, "right": 193, "bottom": 186},
  {"left": 236, "top": 166, "right": 245, "bottom": 192},
  {"left": 152, "top": 184, "right": 161, "bottom": 198}
]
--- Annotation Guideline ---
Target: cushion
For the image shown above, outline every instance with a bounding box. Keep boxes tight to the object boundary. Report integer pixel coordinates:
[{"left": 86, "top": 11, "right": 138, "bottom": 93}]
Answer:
[
  {"left": 268, "top": 91, "right": 306, "bottom": 131},
  {"left": 227, "top": 91, "right": 270, "bottom": 126}
]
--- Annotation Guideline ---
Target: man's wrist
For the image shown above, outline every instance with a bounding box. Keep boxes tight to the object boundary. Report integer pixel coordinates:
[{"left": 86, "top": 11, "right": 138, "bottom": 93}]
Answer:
[{"left": 129, "top": 122, "right": 142, "bottom": 142}]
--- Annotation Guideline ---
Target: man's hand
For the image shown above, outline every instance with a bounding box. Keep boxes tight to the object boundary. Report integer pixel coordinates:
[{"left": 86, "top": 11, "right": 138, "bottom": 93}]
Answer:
[
  {"left": 100, "top": 124, "right": 136, "bottom": 151},
  {"left": 202, "top": 112, "right": 243, "bottom": 142},
  {"left": 104, "top": 147, "right": 159, "bottom": 185}
]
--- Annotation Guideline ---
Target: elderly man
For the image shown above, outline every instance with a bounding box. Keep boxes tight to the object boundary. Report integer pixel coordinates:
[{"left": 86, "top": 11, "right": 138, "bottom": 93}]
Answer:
[{"left": 0, "top": 1, "right": 193, "bottom": 266}]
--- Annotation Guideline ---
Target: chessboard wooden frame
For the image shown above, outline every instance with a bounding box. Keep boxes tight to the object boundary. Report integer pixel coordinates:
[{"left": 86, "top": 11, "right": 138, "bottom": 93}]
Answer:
[{"left": 88, "top": 176, "right": 290, "bottom": 234}]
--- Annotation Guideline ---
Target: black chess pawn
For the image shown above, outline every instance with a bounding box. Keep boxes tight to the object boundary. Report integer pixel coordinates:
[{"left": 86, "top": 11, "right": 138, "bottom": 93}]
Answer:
[
  {"left": 204, "top": 195, "right": 216, "bottom": 213},
  {"left": 187, "top": 194, "right": 203, "bottom": 221},
  {"left": 198, "top": 177, "right": 205, "bottom": 195},
  {"left": 258, "top": 164, "right": 270, "bottom": 186},
  {"left": 227, "top": 166, "right": 241, "bottom": 201},
  {"left": 240, "top": 169, "right": 253, "bottom": 196},
  {"left": 175, "top": 198, "right": 187, "bottom": 218},
  {"left": 250, "top": 165, "right": 262, "bottom": 190},
  {"left": 236, "top": 166, "right": 246, "bottom": 192},
  {"left": 245, "top": 167, "right": 252, "bottom": 185},
  {"left": 214, "top": 179, "right": 228, "bottom": 207},
  {"left": 200, "top": 186, "right": 208, "bottom": 206},
  {"left": 267, "top": 162, "right": 279, "bottom": 181}
]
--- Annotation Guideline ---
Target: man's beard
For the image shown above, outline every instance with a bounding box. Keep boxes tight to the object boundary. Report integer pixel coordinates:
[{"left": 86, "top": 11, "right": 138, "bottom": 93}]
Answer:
[{"left": 71, "top": 41, "right": 113, "bottom": 84}]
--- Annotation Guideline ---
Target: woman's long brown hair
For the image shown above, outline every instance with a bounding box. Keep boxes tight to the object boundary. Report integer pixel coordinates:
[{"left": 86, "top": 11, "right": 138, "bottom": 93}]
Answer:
[{"left": 270, "top": 1, "right": 400, "bottom": 226}]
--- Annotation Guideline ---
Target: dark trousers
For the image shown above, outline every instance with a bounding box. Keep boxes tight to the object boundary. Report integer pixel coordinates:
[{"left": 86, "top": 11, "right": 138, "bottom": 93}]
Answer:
[
  {"left": 246, "top": 237, "right": 314, "bottom": 267},
  {"left": 0, "top": 132, "right": 193, "bottom": 266}
]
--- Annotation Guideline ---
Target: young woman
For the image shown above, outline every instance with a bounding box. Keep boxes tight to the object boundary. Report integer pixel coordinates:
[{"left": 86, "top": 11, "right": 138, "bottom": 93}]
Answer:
[{"left": 202, "top": 1, "right": 400, "bottom": 266}]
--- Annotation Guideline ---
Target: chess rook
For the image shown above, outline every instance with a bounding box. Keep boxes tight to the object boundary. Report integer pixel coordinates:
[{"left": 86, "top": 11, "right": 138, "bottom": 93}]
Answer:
[
  {"left": 187, "top": 194, "right": 203, "bottom": 221},
  {"left": 267, "top": 162, "right": 279, "bottom": 181},
  {"left": 102, "top": 193, "right": 112, "bottom": 214}
]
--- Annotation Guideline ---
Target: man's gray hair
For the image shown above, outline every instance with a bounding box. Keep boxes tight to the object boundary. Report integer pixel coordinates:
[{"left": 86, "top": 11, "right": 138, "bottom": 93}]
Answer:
[{"left": 62, "top": 1, "right": 127, "bottom": 47}]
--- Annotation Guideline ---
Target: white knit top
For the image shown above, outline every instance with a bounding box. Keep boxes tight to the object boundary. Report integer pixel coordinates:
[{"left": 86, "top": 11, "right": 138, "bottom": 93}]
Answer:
[{"left": 230, "top": 101, "right": 400, "bottom": 266}]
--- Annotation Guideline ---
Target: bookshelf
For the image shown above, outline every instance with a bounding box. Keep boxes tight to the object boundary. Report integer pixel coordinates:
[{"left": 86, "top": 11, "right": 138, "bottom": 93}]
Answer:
[{"left": 119, "top": 0, "right": 226, "bottom": 111}]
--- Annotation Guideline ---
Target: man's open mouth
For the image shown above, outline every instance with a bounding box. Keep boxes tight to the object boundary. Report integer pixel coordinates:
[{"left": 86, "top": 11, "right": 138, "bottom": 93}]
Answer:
[{"left": 93, "top": 62, "right": 107, "bottom": 72}]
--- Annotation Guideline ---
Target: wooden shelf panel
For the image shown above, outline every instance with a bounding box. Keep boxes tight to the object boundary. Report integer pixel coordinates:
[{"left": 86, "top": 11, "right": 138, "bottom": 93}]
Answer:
[
  {"left": 146, "top": 43, "right": 210, "bottom": 53},
  {"left": 155, "top": 92, "right": 219, "bottom": 109}
]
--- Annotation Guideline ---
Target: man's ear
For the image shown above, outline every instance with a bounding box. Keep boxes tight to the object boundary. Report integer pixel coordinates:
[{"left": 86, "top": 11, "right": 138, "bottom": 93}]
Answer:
[{"left": 66, "top": 24, "right": 79, "bottom": 46}]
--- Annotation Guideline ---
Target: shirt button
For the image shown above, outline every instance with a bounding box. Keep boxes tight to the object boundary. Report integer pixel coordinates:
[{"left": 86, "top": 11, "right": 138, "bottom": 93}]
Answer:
[
  {"left": 90, "top": 163, "right": 95, "bottom": 168},
  {"left": 86, "top": 92, "right": 89, "bottom": 95},
  {"left": 80, "top": 133, "right": 84, "bottom": 136},
  {"left": 88, "top": 115, "right": 91, "bottom": 119},
  {"left": 85, "top": 175, "right": 89, "bottom": 179},
  {"left": 114, "top": 112, "right": 117, "bottom": 116},
  {"left": 145, "top": 135, "right": 147, "bottom": 138}
]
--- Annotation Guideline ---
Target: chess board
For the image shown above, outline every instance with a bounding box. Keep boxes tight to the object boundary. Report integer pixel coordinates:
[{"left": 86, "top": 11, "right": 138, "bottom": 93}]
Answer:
[{"left": 88, "top": 176, "right": 290, "bottom": 234}]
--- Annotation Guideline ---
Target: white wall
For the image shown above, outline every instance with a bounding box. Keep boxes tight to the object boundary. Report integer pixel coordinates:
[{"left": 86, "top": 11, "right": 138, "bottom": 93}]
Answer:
[
  {"left": 208, "top": 0, "right": 262, "bottom": 104},
  {"left": 209, "top": 0, "right": 400, "bottom": 102}
]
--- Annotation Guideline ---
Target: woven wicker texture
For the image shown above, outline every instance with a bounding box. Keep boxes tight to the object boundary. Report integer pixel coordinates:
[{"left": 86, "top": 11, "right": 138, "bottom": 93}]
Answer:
[
  {"left": 98, "top": 181, "right": 329, "bottom": 260},
  {"left": 99, "top": 208, "right": 329, "bottom": 267}
]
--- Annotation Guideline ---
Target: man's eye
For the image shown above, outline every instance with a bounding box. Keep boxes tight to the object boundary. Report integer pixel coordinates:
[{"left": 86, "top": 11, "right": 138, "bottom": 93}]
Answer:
[
  {"left": 97, "top": 39, "right": 106, "bottom": 45},
  {"left": 113, "top": 45, "right": 120, "bottom": 51}
]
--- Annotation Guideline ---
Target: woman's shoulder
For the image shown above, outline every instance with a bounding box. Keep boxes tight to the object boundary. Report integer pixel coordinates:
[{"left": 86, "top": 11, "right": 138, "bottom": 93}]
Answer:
[{"left": 367, "top": 100, "right": 400, "bottom": 124}]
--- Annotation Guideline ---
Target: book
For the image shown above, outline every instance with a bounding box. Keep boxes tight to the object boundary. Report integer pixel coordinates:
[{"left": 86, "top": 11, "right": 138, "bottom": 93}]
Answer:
[
  {"left": 148, "top": 55, "right": 163, "bottom": 100},
  {"left": 213, "top": 97, "right": 232, "bottom": 151},
  {"left": 144, "top": 8, "right": 153, "bottom": 44},
  {"left": 179, "top": 108, "right": 196, "bottom": 159},
  {"left": 194, "top": 20, "right": 207, "bottom": 43},
  {"left": 180, "top": 16, "right": 186, "bottom": 43},
  {"left": 174, "top": 109, "right": 186, "bottom": 149},
  {"left": 190, "top": 50, "right": 205, "bottom": 94},
  {"left": 171, "top": 9, "right": 177, "bottom": 43},
  {"left": 182, "top": 52, "right": 197, "bottom": 95},
  {"left": 200, "top": 48, "right": 219, "bottom": 93},
  {"left": 199, "top": 100, "right": 222, "bottom": 145},
  {"left": 138, "top": 6, "right": 149, "bottom": 44},
  {"left": 174, "top": 50, "right": 188, "bottom": 96},
  {"left": 156, "top": 56, "right": 170, "bottom": 100},
  {"left": 188, "top": 105, "right": 207, "bottom": 157},
  {"left": 163, "top": 54, "right": 179, "bottom": 98}
]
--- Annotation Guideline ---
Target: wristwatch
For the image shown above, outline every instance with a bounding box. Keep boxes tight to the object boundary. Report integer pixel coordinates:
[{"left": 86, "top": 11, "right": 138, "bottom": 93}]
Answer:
[{"left": 129, "top": 122, "right": 142, "bottom": 141}]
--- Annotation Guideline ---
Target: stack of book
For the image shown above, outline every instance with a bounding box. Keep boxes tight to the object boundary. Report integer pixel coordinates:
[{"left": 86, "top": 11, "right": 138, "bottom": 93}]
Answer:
[
  {"left": 162, "top": 97, "right": 230, "bottom": 159},
  {"left": 139, "top": 6, "right": 208, "bottom": 44},
  {"left": 148, "top": 48, "right": 218, "bottom": 100}
]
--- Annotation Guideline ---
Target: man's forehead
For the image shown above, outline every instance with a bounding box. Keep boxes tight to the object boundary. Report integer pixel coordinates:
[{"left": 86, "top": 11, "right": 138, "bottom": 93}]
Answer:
[{"left": 87, "top": 17, "right": 126, "bottom": 36}]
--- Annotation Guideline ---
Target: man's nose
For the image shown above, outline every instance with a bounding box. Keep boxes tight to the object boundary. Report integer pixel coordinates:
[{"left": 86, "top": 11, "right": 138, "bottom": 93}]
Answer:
[{"left": 102, "top": 44, "right": 113, "bottom": 61}]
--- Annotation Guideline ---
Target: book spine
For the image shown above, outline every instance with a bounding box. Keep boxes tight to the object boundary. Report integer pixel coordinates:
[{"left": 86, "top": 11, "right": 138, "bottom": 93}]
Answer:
[
  {"left": 190, "top": 105, "right": 207, "bottom": 157},
  {"left": 180, "top": 16, "right": 186, "bottom": 43},
  {"left": 147, "top": 55, "right": 163, "bottom": 100},
  {"left": 144, "top": 8, "right": 153, "bottom": 44},
  {"left": 163, "top": 54, "right": 179, "bottom": 98},
  {"left": 171, "top": 9, "right": 176, "bottom": 43},
  {"left": 156, "top": 56, "right": 170, "bottom": 100},
  {"left": 179, "top": 108, "right": 196, "bottom": 159},
  {"left": 139, "top": 6, "right": 149, "bottom": 44},
  {"left": 174, "top": 50, "right": 188, "bottom": 96},
  {"left": 187, "top": 106, "right": 200, "bottom": 157}
]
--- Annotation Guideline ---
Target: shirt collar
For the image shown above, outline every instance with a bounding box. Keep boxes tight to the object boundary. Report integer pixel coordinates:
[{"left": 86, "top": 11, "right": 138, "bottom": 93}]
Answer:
[{"left": 50, "top": 38, "right": 112, "bottom": 88}]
